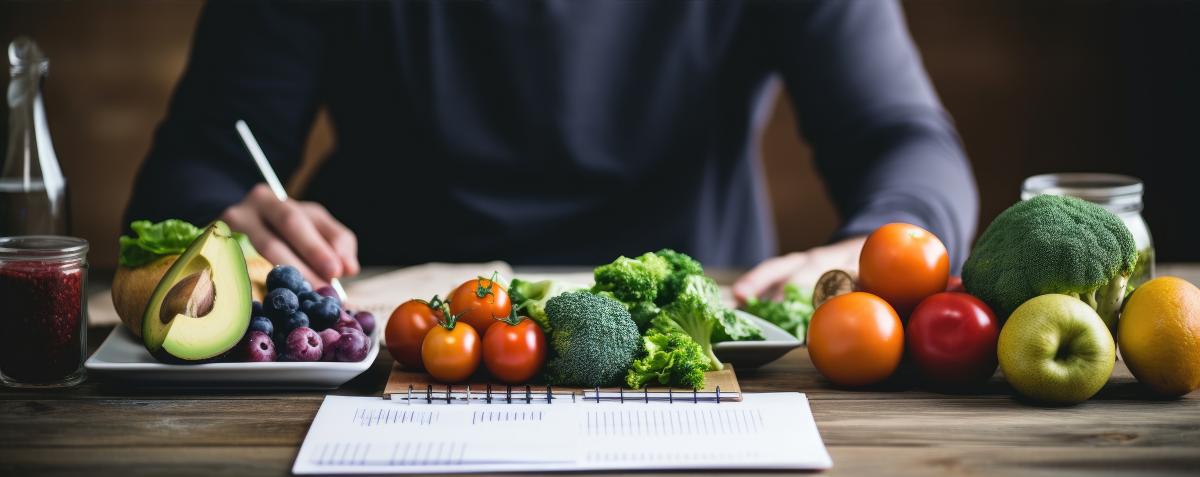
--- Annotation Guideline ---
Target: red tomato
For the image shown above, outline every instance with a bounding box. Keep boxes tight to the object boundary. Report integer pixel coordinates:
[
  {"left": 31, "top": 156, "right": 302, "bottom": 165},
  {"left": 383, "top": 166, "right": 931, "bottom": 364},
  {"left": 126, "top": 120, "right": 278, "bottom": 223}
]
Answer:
[
  {"left": 385, "top": 298, "right": 442, "bottom": 369},
  {"left": 482, "top": 317, "right": 546, "bottom": 384},
  {"left": 859, "top": 223, "right": 950, "bottom": 317},
  {"left": 906, "top": 292, "right": 999, "bottom": 387},
  {"left": 449, "top": 274, "right": 511, "bottom": 335},
  {"left": 421, "top": 321, "right": 481, "bottom": 383},
  {"left": 808, "top": 292, "right": 905, "bottom": 387}
]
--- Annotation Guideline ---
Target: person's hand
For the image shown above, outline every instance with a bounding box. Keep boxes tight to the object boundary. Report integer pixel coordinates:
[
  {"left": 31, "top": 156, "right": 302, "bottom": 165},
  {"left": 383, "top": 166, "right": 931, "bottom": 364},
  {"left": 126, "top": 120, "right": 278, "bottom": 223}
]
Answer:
[
  {"left": 732, "top": 236, "right": 866, "bottom": 305},
  {"left": 219, "top": 184, "right": 360, "bottom": 285}
]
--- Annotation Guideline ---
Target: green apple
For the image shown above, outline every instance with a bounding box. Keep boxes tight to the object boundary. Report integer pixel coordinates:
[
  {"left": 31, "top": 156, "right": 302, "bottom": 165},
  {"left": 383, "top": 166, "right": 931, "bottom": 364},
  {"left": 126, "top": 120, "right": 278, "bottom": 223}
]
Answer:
[{"left": 998, "top": 294, "right": 1115, "bottom": 404}]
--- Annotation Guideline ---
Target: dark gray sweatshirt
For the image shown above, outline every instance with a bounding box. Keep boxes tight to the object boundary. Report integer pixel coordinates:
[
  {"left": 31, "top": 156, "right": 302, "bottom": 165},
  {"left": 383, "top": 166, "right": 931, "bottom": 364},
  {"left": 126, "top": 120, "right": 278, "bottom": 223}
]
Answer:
[{"left": 126, "top": 0, "right": 978, "bottom": 269}]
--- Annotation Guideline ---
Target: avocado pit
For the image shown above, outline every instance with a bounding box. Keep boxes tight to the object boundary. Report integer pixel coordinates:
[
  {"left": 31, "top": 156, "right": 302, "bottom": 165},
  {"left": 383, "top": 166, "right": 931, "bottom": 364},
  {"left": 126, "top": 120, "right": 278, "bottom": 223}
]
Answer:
[{"left": 159, "top": 267, "right": 216, "bottom": 324}]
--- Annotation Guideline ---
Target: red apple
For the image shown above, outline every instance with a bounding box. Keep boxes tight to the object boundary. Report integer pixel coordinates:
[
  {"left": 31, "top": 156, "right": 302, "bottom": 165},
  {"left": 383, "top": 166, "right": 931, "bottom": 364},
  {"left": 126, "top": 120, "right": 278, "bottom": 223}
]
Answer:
[{"left": 906, "top": 292, "right": 999, "bottom": 387}]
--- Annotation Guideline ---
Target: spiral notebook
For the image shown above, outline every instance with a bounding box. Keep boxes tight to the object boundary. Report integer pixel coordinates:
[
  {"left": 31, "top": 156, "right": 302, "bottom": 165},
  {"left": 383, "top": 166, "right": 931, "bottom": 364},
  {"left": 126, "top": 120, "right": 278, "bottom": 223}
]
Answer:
[{"left": 292, "top": 390, "right": 832, "bottom": 474}]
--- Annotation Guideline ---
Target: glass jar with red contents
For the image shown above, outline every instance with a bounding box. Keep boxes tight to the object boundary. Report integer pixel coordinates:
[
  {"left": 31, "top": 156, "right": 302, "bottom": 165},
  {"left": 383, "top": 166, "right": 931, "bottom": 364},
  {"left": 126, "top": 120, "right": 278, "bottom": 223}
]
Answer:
[{"left": 0, "top": 236, "right": 88, "bottom": 388}]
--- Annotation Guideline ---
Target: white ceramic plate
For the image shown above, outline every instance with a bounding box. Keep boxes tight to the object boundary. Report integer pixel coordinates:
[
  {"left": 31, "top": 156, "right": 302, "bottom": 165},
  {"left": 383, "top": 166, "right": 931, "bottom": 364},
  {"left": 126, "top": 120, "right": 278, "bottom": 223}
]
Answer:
[
  {"left": 85, "top": 326, "right": 379, "bottom": 389},
  {"left": 713, "top": 311, "right": 803, "bottom": 369}
]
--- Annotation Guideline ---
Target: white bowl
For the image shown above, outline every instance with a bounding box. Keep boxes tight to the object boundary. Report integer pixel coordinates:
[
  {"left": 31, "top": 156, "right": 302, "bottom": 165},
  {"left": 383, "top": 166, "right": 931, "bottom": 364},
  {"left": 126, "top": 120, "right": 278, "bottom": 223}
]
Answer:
[
  {"left": 84, "top": 326, "right": 378, "bottom": 389},
  {"left": 713, "top": 311, "right": 802, "bottom": 368}
]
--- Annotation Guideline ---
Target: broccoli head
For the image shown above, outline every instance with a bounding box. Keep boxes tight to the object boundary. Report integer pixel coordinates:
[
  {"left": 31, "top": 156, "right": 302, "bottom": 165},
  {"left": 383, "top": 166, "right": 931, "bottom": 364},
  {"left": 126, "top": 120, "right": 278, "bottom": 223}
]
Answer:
[
  {"left": 508, "top": 278, "right": 587, "bottom": 333},
  {"left": 654, "top": 248, "right": 705, "bottom": 305},
  {"left": 625, "top": 328, "right": 708, "bottom": 390},
  {"left": 592, "top": 252, "right": 671, "bottom": 303},
  {"left": 963, "top": 194, "right": 1138, "bottom": 330},
  {"left": 544, "top": 291, "right": 641, "bottom": 387},
  {"left": 652, "top": 274, "right": 726, "bottom": 370}
]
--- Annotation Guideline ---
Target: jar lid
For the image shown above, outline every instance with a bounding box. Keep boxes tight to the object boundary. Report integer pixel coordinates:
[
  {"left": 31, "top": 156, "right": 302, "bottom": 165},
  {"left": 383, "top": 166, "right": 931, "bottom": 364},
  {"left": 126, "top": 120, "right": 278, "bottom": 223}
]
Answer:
[
  {"left": 1021, "top": 173, "right": 1143, "bottom": 210},
  {"left": 0, "top": 236, "right": 88, "bottom": 261}
]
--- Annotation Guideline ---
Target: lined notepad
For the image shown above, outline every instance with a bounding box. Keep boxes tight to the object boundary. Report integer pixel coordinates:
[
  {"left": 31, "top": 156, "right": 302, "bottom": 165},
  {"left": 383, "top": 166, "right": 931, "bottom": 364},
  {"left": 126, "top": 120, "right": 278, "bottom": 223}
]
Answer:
[{"left": 293, "top": 393, "right": 831, "bottom": 474}]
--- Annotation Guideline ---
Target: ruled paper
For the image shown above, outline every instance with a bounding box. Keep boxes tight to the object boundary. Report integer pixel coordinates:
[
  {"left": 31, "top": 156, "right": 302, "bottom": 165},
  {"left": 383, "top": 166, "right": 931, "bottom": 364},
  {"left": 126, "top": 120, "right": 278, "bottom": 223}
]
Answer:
[{"left": 293, "top": 393, "right": 831, "bottom": 474}]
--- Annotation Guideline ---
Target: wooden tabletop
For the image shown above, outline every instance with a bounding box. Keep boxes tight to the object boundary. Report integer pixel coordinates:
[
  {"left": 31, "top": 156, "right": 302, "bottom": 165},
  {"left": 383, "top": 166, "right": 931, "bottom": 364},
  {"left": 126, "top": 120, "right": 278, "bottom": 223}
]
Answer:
[{"left": 2, "top": 265, "right": 1199, "bottom": 477}]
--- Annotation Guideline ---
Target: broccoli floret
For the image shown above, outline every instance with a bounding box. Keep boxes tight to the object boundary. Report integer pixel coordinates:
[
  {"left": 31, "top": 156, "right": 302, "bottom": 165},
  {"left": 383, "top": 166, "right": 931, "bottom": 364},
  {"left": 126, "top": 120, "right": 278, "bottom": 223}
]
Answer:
[
  {"left": 652, "top": 275, "right": 725, "bottom": 371},
  {"left": 963, "top": 195, "right": 1138, "bottom": 330},
  {"left": 741, "top": 283, "right": 814, "bottom": 343},
  {"left": 508, "top": 278, "right": 587, "bottom": 333},
  {"left": 544, "top": 291, "right": 641, "bottom": 387},
  {"left": 713, "top": 309, "right": 766, "bottom": 342},
  {"left": 654, "top": 248, "right": 705, "bottom": 305},
  {"left": 625, "top": 328, "right": 708, "bottom": 390},
  {"left": 592, "top": 252, "right": 672, "bottom": 303}
]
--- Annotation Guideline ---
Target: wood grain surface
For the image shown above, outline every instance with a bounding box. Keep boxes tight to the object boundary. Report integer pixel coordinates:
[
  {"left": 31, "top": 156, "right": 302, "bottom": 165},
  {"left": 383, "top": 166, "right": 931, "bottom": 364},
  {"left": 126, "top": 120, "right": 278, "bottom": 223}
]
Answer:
[{"left": 1, "top": 267, "right": 1198, "bottom": 476}]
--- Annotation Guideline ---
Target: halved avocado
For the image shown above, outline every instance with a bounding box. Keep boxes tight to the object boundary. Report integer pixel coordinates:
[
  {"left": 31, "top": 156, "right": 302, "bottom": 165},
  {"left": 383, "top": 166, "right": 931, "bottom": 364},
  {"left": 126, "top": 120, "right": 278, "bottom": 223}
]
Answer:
[{"left": 142, "top": 221, "right": 252, "bottom": 362}]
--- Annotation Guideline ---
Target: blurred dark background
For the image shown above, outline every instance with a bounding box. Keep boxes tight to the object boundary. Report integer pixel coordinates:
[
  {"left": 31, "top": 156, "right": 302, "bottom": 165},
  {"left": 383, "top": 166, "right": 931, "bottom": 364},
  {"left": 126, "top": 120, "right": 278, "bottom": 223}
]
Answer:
[{"left": 1, "top": 0, "right": 1197, "bottom": 270}]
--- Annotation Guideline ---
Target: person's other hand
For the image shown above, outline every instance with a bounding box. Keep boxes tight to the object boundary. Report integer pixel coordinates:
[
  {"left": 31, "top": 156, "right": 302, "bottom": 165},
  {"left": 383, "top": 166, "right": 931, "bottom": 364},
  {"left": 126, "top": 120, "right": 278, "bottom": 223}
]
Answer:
[
  {"left": 219, "top": 184, "right": 360, "bottom": 285},
  {"left": 732, "top": 236, "right": 866, "bottom": 305}
]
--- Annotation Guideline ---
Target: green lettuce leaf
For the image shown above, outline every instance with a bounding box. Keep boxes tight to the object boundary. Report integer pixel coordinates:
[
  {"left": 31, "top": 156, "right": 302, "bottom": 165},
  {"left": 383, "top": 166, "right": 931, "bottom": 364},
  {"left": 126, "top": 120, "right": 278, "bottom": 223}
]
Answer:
[{"left": 118, "top": 219, "right": 202, "bottom": 267}]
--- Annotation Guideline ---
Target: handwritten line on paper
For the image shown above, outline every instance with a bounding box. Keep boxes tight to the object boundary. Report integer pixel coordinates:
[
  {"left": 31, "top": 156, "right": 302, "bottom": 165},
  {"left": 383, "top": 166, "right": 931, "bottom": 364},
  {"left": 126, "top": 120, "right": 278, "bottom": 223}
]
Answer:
[
  {"left": 353, "top": 408, "right": 436, "bottom": 427},
  {"left": 471, "top": 410, "right": 545, "bottom": 425},
  {"left": 584, "top": 408, "right": 763, "bottom": 437}
]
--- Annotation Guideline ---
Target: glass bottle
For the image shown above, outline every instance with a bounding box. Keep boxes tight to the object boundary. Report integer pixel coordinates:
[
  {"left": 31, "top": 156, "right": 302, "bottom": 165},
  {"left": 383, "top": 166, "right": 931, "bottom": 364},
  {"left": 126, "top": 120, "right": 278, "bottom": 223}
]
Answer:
[
  {"left": 1021, "top": 173, "right": 1154, "bottom": 287},
  {"left": 2, "top": 36, "right": 68, "bottom": 236}
]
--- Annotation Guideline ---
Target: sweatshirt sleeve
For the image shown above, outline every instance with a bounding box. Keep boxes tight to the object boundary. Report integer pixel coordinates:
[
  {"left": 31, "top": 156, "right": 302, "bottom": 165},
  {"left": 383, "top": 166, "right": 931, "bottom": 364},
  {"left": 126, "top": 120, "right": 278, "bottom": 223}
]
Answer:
[
  {"left": 769, "top": 0, "right": 979, "bottom": 271},
  {"left": 123, "top": 0, "right": 326, "bottom": 229}
]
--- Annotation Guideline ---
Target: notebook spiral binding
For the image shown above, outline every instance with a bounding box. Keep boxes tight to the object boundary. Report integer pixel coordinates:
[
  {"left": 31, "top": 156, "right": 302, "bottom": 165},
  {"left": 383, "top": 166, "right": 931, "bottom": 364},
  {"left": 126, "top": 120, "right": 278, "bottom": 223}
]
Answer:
[{"left": 390, "top": 384, "right": 729, "bottom": 404}]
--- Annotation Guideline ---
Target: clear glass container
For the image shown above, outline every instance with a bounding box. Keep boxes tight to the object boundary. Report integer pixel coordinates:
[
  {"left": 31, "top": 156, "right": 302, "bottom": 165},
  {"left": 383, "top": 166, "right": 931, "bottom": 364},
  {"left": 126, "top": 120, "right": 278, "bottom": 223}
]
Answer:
[
  {"left": 1021, "top": 173, "right": 1154, "bottom": 287},
  {"left": 0, "top": 235, "right": 88, "bottom": 388},
  {"left": 2, "top": 36, "right": 69, "bottom": 236}
]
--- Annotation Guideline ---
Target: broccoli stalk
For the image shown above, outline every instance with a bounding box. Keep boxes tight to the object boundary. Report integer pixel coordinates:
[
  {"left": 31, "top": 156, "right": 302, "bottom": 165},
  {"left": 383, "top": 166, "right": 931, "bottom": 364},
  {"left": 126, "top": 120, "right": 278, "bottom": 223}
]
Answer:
[
  {"left": 1079, "top": 273, "right": 1130, "bottom": 328},
  {"left": 963, "top": 195, "right": 1139, "bottom": 330}
]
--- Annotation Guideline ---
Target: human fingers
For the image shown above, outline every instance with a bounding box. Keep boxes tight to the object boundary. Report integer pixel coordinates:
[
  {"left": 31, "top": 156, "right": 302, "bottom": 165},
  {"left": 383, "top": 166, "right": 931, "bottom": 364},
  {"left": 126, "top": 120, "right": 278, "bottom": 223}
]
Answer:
[
  {"left": 300, "top": 201, "right": 360, "bottom": 277},
  {"left": 220, "top": 202, "right": 326, "bottom": 286},
  {"left": 732, "top": 252, "right": 809, "bottom": 305},
  {"left": 246, "top": 185, "right": 344, "bottom": 280}
]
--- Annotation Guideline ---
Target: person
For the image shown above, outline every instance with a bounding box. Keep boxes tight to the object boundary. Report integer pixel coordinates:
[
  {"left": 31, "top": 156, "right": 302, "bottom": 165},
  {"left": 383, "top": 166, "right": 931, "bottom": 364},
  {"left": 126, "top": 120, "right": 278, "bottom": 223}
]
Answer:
[{"left": 125, "top": 0, "right": 977, "bottom": 303}]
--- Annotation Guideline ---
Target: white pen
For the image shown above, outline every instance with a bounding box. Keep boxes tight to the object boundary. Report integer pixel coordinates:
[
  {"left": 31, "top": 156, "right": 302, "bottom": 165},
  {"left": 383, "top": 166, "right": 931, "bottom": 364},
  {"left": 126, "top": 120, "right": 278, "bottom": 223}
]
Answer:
[{"left": 234, "top": 119, "right": 349, "bottom": 302}]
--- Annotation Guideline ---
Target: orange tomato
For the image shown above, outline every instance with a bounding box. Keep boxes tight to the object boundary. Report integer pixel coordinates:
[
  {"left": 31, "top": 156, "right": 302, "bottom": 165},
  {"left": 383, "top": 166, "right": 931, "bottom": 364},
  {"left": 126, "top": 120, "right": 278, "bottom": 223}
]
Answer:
[
  {"left": 859, "top": 223, "right": 949, "bottom": 317},
  {"left": 449, "top": 275, "right": 511, "bottom": 335},
  {"left": 808, "top": 292, "right": 904, "bottom": 387},
  {"left": 421, "top": 321, "right": 482, "bottom": 383}
]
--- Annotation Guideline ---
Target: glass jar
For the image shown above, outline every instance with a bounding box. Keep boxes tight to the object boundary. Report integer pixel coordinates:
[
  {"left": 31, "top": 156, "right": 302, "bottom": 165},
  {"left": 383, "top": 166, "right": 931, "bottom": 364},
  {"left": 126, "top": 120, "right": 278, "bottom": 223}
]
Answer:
[
  {"left": 0, "top": 236, "right": 88, "bottom": 388},
  {"left": 1021, "top": 173, "right": 1154, "bottom": 287}
]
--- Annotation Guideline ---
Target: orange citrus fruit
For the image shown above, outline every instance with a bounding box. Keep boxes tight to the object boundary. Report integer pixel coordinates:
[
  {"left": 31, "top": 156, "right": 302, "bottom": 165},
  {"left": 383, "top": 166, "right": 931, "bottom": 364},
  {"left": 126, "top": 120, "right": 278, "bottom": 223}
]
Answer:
[
  {"left": 808, "top": 292, "right": 904, "bottom": 387},
  {"left": 1118, "top": 276, "right": 1200, "bottom": 396}
]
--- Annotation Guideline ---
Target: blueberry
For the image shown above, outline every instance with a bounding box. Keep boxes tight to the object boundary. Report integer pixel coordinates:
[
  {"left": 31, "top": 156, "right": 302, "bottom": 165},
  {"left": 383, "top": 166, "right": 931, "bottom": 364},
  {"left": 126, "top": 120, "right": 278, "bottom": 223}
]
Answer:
[
  {"left": 251, "top": 300, "right": 264, "bottom": 317},
  {"left": 284, "top": 310, "right": 310, "bottom": 334},
  {"left": 242, "top": 331, "right": 277, "bottom": 362},
  {"left": 285, "top": 327, "right": 323, "bottom": 362},
  {"left": 248, "top": 315, "right": 274, "bottom": 337},
  {"left": 305, "top": 296, "right": 341, "bottom": 331},
  {"left": 334, "top": 328, "right": 370, "bottom": 362},
  {"left": 297, "top": 290, "right": 322, "bottom": 306},
  {"left": 265, "top": 288, "right": 299, "bottom": 318},
  {"left": 353, "top": 311, "right": 377, "bottom": 335},
  {"left": 266, "top": 265, "right": 306, "bottom": 293}
]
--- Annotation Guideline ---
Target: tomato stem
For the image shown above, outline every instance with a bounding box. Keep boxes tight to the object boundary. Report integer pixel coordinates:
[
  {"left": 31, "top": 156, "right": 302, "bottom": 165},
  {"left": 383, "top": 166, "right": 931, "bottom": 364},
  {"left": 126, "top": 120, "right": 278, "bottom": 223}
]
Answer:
[
  {"left": 474, "top": 271, "right": 500, "bottom": 298},
  {"left": 494, "top": 306, "right": 526, "bottom": 326},
  {"left": 433, "top": 298, "right": 464, "bottom": 330}
]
